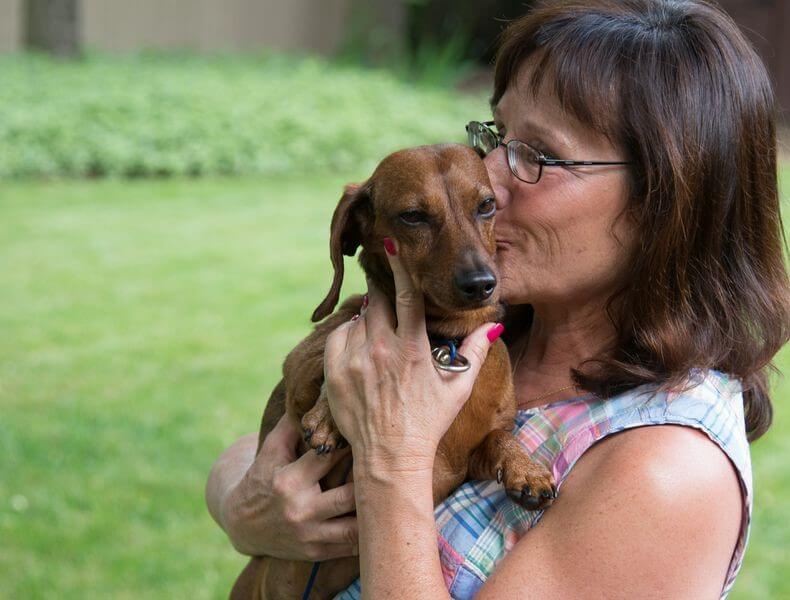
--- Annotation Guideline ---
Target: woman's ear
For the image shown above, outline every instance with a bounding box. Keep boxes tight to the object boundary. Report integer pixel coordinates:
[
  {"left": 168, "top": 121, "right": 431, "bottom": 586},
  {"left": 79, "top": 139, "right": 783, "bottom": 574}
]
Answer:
[{"left": 312, "top": 182, "right": 371, "bottom": 322}]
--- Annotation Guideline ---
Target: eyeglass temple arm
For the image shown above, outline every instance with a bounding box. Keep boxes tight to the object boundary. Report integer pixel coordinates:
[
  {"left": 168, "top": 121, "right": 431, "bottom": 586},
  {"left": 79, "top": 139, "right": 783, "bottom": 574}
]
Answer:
[
  {"left": 470, "top": 121, "right": 633, "bottom": 165},
  {"left": 542, "top": 158, "right": 633, "bottom": 166}
]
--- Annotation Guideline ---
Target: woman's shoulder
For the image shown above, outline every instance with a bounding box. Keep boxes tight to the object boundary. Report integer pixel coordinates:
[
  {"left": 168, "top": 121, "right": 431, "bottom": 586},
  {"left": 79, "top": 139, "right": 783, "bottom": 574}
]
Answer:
[
  {"left": 571, "top": 415, "right": 742, "bottom": 502},
  {"left": 509, "top": 418, "right": 745, "bottom": 599},
  {"left": 520, "top": 370, "right": 747, "bottom": 464},
  {"left": 520, "top": 369, "right": 752, "bottom": 598},
  {"left": 519, "top": 369, "right": 749, "bottom": 474}
]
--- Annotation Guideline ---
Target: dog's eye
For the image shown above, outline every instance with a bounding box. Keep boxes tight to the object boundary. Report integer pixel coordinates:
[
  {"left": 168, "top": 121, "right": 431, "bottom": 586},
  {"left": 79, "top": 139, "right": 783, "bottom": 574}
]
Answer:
[
  {"left": 477, "top": 197, "right": 496, "bottom": 217},
  {"left": 399, "top": 210, "right": 428, "bottom": 225}
]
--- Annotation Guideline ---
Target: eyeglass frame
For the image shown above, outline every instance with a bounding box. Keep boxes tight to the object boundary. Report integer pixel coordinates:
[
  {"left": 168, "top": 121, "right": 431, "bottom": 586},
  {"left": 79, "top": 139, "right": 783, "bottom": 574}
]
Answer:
[{"left": 466, "top": 120, "right": 633, "bottom": 184}]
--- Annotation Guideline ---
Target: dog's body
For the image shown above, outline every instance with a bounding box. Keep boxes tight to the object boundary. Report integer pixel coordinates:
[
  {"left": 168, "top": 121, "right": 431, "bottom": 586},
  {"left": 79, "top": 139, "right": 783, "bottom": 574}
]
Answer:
[{"left": 231, "top": 145, "right": 555, "bottom": 600}]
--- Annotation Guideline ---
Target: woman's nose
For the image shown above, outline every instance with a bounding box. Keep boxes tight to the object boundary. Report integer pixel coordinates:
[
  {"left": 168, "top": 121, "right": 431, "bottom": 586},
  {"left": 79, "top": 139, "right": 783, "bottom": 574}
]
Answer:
[{"left": 483, "top": 146, "right": 513, "bottom": 210}]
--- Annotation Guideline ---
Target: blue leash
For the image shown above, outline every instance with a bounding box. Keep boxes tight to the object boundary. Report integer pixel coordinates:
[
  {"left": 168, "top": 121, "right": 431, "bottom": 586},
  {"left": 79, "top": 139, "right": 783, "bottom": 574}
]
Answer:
[
  {"left": 443, "top": 339, "right": 458, "bottom": 363},
  {"left": 302, "top": 457, "right": 355, "bottom": 600},
  {"left": 302, "top": 562, "right": 321, "bottom": 600},
  {"left": 432, "top": 337, "right": 459, "bottom": 363}
]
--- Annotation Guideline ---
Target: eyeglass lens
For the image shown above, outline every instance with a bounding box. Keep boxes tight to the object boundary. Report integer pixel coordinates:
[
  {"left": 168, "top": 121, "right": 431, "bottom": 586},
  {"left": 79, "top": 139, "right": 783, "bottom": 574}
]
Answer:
[
  {"left": 508, "top": 142, "right": 541, "bottom": 183},
  {"left": 467, "top": 122, "right": 498, "bottom": 156},
  {"left": 468, "top": 121, "right": 542, "bottom": 184}
]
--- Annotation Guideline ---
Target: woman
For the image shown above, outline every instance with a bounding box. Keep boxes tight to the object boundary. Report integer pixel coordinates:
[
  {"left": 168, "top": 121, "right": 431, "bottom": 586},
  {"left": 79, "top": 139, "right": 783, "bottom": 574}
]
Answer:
[{"left": 207, "top": 1, "right": 789, "bottom": 597}]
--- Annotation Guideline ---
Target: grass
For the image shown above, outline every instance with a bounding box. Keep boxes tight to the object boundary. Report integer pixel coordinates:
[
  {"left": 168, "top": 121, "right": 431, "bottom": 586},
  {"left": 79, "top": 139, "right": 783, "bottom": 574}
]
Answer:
[
  {"left": 0, "top": 175, "right": 366, "bottom": 598},
  {"left": 0, "top": 168, "right": 787, "bottom": 598}
]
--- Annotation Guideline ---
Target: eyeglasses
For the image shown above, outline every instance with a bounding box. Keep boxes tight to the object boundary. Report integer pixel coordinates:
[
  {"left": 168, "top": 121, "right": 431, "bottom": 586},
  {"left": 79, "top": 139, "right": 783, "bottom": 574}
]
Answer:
[{"left": 466, "top": 120, "right": 632, "bottom": 184}]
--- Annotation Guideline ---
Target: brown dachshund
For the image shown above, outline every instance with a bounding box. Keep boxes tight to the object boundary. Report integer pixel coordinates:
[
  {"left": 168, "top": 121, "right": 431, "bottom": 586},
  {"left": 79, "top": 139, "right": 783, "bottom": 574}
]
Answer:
[{"left": 231, "top": 144, "right": 556, "bottom": 600}]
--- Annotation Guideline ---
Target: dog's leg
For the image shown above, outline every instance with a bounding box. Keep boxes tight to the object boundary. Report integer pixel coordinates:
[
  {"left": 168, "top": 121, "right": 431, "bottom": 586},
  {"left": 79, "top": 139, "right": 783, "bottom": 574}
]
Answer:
[
  {"left": 301, "top": 384, "right": 346, "bottom": 454},
  {"left": 468, "top": 429, "right": 557, "bottom": 510},
  {"left": 431, "top": 450, "right": 468, "bottom": 505}
]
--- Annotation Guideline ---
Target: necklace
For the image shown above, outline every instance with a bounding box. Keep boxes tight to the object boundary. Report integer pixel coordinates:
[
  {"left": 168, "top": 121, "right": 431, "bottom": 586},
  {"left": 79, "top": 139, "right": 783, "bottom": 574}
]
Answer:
[
  {"left": 524, "top": 383, "right": 578, "bottom": 405},
  {"left": 511, "top": 335, "right": 578, "bottom": 405}
]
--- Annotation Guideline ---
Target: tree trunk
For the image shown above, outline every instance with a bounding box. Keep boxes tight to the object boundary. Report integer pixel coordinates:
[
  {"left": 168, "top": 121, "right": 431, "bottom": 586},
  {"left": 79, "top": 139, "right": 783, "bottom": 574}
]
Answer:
[{"left": 27, "top": 0, "right": 80, "bottom": 57}]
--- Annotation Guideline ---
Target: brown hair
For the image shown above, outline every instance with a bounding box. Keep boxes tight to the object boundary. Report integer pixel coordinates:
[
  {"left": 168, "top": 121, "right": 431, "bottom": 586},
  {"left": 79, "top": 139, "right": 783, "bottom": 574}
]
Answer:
[{"left": 494, "top": 0, "right": 789, "bottom": 440}]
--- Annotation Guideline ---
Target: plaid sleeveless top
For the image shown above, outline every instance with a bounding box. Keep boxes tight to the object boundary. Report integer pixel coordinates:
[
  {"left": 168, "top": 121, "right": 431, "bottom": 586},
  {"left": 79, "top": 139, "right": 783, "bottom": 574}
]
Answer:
[{"left": 338, "top": 370, "right": 752, "bottom": 599}]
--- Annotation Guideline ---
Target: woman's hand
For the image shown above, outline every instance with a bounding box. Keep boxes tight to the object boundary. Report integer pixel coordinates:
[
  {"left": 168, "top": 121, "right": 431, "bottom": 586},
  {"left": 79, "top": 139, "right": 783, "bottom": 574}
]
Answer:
[
  {"left": 324, "top": 238, "right": 503, "bottom": 475},
  {"left": 206, "top": 415, "right": 358, "bottom": 561}
]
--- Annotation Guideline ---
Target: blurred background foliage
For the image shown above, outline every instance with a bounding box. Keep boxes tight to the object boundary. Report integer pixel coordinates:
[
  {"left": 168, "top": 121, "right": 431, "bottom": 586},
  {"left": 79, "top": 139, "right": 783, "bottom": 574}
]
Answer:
[
  {"left": 2, "top": 0, "right": 785, "bottom": 179},
  {"left": 0, "top": 51, "right": 488, "bottom": 179},
  {"left": 0, "top": 1, "right": 787, "bottom": 599}
]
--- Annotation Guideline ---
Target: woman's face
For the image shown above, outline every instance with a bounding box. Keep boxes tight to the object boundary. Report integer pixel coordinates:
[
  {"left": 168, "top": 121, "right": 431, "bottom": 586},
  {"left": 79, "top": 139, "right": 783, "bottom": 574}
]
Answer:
[{"left": 486, "top": 65, "right": 635, "bottom": 311}]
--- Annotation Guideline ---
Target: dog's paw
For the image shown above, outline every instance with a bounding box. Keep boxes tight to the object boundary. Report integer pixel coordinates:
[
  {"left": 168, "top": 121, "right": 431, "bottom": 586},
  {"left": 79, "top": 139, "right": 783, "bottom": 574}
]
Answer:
[
  {"left": 497, "top": 457, "right": 557, "bottom": 511},
  {"left": 301, "top": 408, "right": 346, "bottom": 455}
]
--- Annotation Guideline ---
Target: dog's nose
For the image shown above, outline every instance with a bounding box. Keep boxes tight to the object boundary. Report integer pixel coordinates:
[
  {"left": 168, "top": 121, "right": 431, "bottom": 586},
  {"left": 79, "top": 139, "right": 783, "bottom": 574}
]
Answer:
[{"left": 454, "top": 269, "right": 497, "bottom": 301}]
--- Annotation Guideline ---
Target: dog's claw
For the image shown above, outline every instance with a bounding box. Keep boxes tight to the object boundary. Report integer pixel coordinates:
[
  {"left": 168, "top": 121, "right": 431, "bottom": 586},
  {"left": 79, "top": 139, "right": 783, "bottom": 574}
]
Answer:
[
  {"left": 315, "top": 444, "right": 326, "bottom": 455},
  {"left": 520, "top": 486, "right": 544, "bottom": 510},
  {"left": 303, "top": 428, "right": 313, "bottom": 441},
  {"left": 496, "top": 468, "right": 503, "bottom": 484},
  {"left": 551, "top": 485, "right": 558, "bottom": 499}
]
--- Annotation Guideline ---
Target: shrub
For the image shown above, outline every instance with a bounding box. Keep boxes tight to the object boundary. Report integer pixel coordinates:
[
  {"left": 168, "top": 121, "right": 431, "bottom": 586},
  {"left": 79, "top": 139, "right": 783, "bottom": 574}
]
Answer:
[{"left": 0, "top": 52, "right": 489, "bottom": 179}]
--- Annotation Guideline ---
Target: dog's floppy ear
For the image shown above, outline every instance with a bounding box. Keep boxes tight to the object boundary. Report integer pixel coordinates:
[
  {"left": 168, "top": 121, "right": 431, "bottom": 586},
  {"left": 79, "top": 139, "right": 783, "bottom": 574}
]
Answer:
[{"left": 312, "top": 182, "right": 371, "bottom": 322}]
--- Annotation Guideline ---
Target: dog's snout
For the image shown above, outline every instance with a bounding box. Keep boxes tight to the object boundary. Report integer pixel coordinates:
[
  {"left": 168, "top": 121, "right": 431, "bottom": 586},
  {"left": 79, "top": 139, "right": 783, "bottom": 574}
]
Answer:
[{"left": 454, "top": 269, "right": 497, "bottom": 302}]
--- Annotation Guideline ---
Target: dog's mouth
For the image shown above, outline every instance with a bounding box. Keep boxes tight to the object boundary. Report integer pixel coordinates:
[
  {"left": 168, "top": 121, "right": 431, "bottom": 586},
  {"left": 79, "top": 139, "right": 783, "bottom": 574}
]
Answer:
[
  {"left": 422, "top": 288, "right": 500, "bottom": 317},
  {"left": 422, "top": 293, "right": 503, "bottom": 337}
]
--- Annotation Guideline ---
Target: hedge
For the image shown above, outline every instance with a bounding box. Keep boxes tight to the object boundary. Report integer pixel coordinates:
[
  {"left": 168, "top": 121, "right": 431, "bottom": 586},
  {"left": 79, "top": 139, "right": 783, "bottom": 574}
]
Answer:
[{"left": 0, "top": 52, "right": 489, "bottom": 179}]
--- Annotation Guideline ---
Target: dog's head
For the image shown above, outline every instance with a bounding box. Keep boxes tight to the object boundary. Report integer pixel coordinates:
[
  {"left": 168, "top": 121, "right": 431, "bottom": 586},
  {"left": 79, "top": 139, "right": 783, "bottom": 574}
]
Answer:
[{"left": 312, "top": 143, "right": 501, "bottom": 335}]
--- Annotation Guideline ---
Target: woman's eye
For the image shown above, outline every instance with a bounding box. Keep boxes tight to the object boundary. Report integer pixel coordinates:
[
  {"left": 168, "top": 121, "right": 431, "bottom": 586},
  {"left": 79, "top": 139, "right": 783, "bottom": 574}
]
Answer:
[
  {"left": 532, "top": 142, "right": 557, "bottom": 160},
  {"left": 477, "top": 198, "right": 496, "bottom": 217},
  {"left": 399, "top": 210, "right": 428, "bottom": 225}
]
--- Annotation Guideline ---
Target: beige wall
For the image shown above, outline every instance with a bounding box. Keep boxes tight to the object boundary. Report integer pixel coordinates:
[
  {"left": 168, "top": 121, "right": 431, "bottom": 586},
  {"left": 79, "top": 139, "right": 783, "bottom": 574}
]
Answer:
[
  {"left": 0, "top": 0, "right": 351, "bottom": 54},
  {"left": 0, "top": 0, "right": 22, "bottom": 51}
]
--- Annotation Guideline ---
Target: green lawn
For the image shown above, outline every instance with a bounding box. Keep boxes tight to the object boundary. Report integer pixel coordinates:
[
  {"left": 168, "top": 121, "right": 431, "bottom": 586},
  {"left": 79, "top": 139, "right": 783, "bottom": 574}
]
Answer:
[{"left": 0, "top": 170, "right": 787, "bottom": 598}]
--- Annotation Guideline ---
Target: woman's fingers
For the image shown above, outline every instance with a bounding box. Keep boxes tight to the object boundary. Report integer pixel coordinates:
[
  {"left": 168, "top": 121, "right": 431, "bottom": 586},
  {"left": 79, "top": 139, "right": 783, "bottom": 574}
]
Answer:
[
  {"left": 309, "top": 515, "right": 359, "bottom": 548},
  {"left": 292, "top": 445, "right": 352, "bottom": 483},
  {"left": 345, "top": 304, "right": 369, "bottom": 350},
  {"left": 448, "top": 322, "right": 503, "bottom": 392},
  {"left": 364, "top": 278, "right": 396, "bottom": 339},
  {"left": 324, "top": 318, "right": 353, "bottom": 369},
  {"left": 381, "top": 237, "right": 427, "bottom": 340},
  {"left": 311, "top": 539, "right": 360, "bottom": 560},
  {"left": 259, "top": 414, "right": 301, "bottom": 465},
  {"left": 312, "top": 481, "right": 356, "bottom": 521}
]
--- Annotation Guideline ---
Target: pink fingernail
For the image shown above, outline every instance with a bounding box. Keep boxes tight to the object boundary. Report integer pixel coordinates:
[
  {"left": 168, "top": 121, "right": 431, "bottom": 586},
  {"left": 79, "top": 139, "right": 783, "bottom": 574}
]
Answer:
[
  {"left": 362, "top": 294, "right": 369, "bottom": 309},
  {"left": 383, "top": 237, "right": 397, "bottom": 256},
  {"left": 351, "top": 314, "right": 360, "bottom": 322},
  {"left": 486, "top": 323, "right": 505, "bottom": 343}
]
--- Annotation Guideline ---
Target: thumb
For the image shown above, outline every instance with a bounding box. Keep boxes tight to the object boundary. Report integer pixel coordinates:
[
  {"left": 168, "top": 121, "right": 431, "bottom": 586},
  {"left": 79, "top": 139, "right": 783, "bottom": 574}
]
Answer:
[
  {"left": 260, "top": 414, "right": 301, "bottom": 465},
  {"left": 454, "top": 322, "right": 504, "bottom": 383}
]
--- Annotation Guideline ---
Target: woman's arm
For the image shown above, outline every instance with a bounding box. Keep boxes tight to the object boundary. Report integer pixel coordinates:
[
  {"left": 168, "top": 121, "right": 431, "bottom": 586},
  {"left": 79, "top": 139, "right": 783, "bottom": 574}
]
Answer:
[
  {"left": 353, "top": 458, "right": 444, "bottom": 598},
  {"left": 205, "top": 431, "right": 258, "bottom": 537},
  {"left": 324, "top": 239, "right": 500, "bottom": 598},
  {"left": 205, "top": 415, "right": 359, "bottom": 561}
]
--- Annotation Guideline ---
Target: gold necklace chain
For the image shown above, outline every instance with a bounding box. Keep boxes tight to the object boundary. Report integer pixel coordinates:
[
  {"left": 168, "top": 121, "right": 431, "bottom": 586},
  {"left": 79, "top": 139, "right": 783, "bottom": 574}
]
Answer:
[
  {"left": 512, "top": 335, "right": 578, "bottom": 405},
  {"left": 524, "top": 383, "right": 577, "bottom": 405}
]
